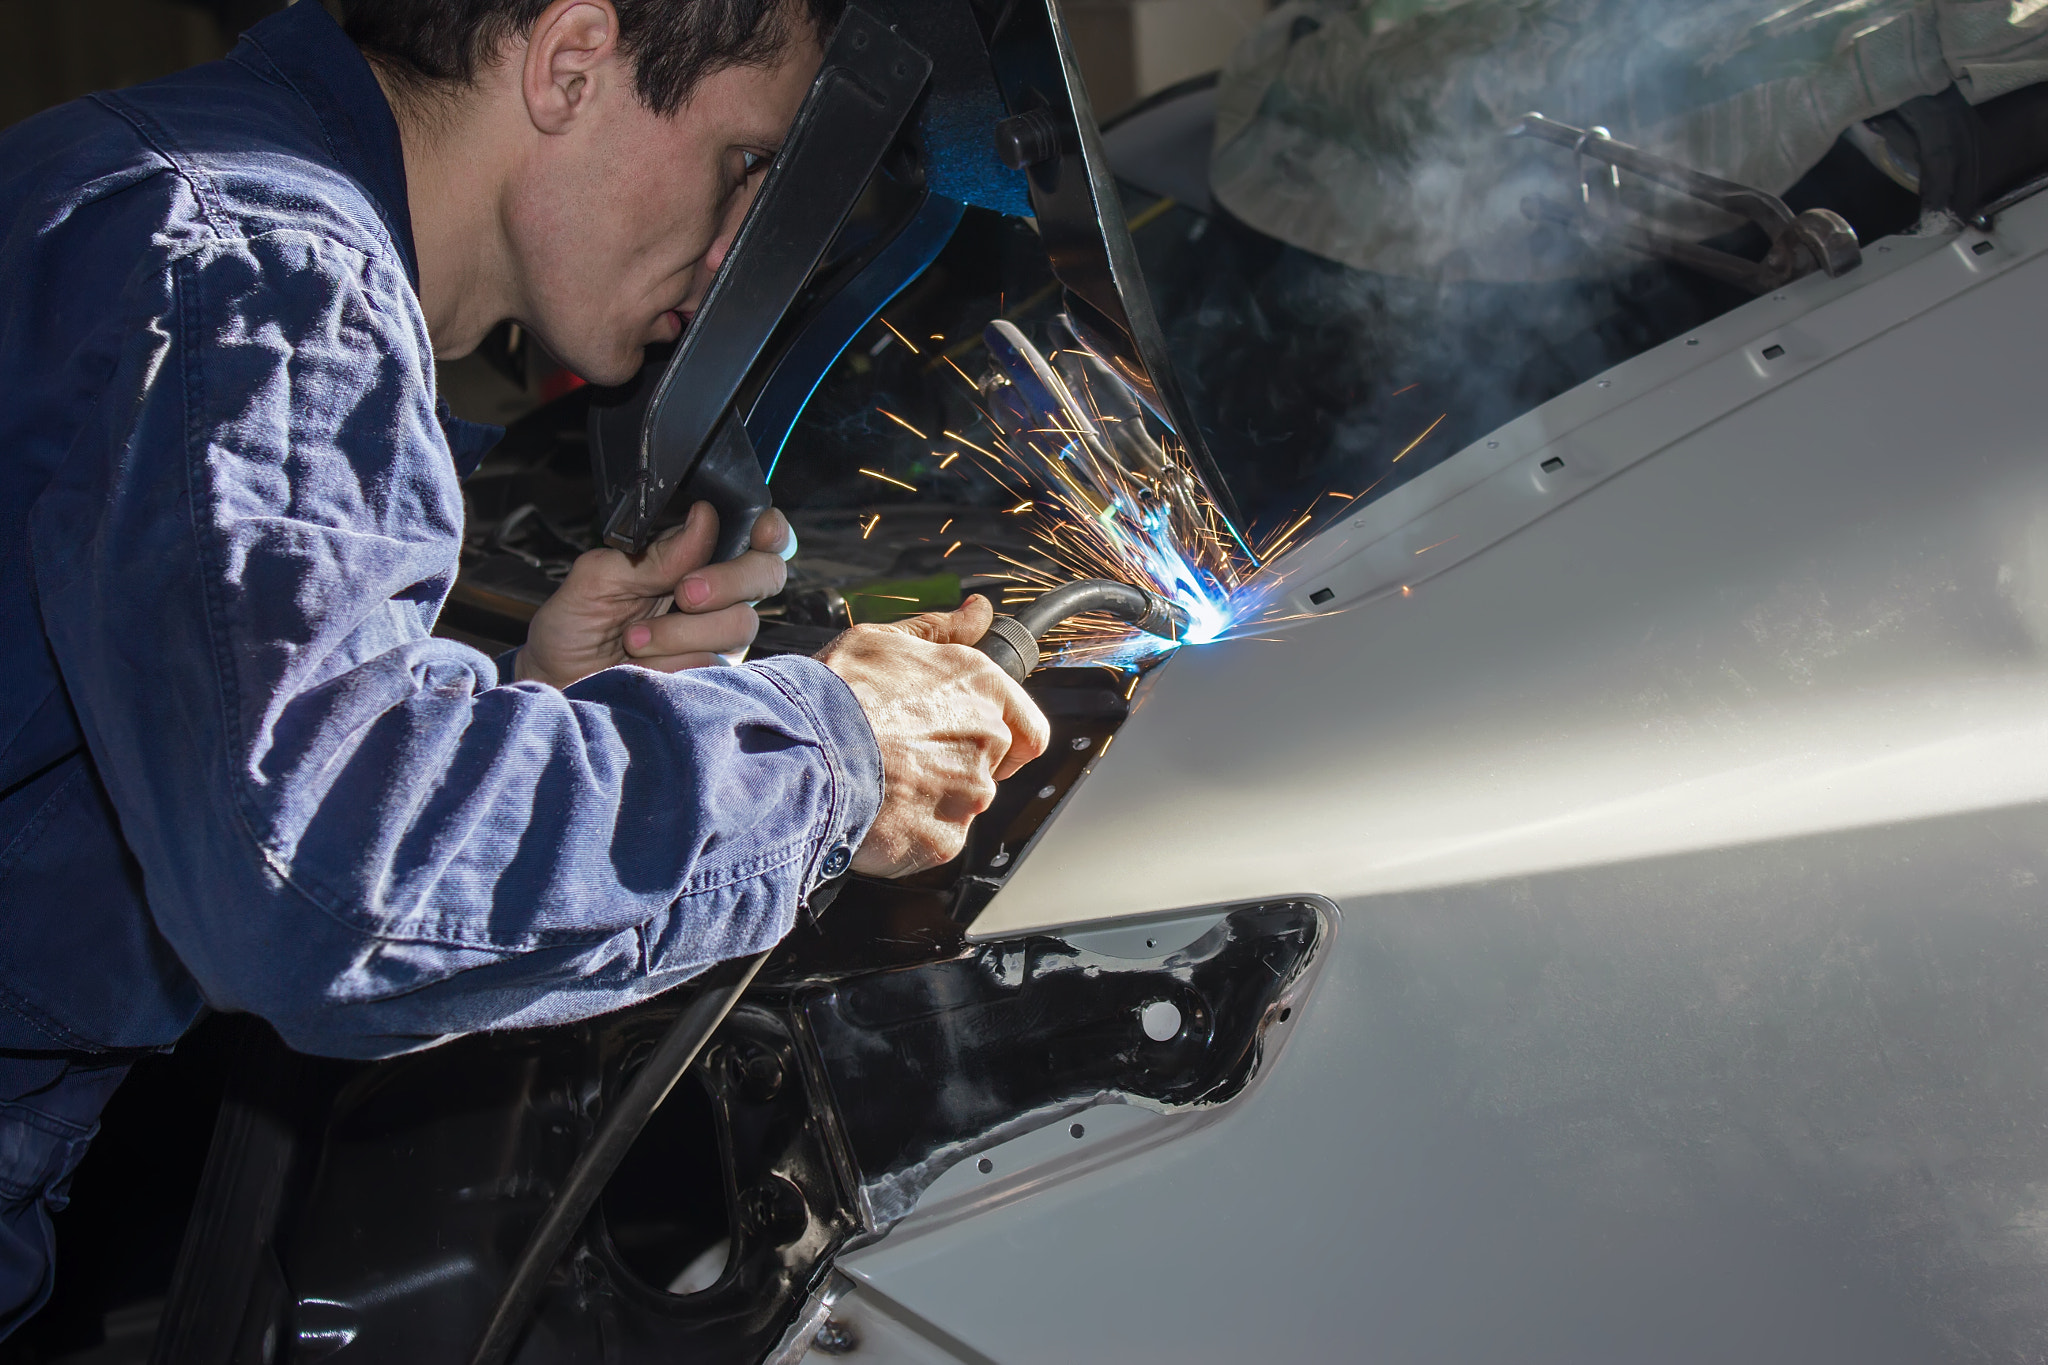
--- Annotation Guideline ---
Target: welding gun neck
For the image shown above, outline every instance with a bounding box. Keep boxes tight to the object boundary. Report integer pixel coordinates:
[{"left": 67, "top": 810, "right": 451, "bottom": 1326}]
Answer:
[{"left": 976, "top": 578, "right": 1190, "bottom": 682}]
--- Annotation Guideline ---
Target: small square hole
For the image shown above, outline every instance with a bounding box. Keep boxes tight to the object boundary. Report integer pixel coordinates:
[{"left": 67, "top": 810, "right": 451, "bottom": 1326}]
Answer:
[
  {"left": 1761, "top": 344, "right": 1786, "bottom": 360},
  {"left": 1540, "top": 457, "right": 1564, "bottom": 473},
  {"left": 1309, "top": 587, "right": 1334, "bottom": 605},
  {"left": 1973, "top": 239, "right": 1995, "bottom": 255}
]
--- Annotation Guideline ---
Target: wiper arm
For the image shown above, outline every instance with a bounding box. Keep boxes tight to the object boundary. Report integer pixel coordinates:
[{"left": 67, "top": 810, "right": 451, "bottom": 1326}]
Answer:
[{"left": 1509, "top": 112, "right": 1861, "bottom": 293}]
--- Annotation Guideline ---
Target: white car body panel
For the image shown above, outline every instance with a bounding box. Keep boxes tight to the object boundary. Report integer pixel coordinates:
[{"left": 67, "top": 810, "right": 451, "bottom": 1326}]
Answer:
[
  {"left": 976, "top": 205, "right": 2048, "bottom": 938},
  {"left": 825, "top": 194, "right": 2048, "bottom": 1361}
]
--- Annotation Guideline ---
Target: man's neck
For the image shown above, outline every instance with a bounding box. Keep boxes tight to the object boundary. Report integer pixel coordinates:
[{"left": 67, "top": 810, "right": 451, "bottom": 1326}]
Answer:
[{"left": 371, "top": 64, "right": 519, "bottom": 360}]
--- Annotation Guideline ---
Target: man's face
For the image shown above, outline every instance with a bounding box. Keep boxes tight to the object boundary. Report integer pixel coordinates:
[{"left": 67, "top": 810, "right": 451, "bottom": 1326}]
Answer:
[{"left": 505, "top": 26, "right": 823, "bottom": 386}]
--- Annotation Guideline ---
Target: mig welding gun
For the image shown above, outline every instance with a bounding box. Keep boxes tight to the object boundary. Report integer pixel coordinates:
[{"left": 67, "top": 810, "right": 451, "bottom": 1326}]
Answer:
[{"left": 974, "top": 577, "right": 1191, "bottom": 680}]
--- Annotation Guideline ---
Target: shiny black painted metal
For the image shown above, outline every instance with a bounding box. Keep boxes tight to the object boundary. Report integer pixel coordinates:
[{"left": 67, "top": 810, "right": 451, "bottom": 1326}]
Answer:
[
  {"left": 177, "top": 896, "right": 1317, "bottom": 1363},
  {"left": 269, "top": 1002, "right": 859, "bottom": 1365},
  {"left": 467, "top": 952, "right": 771, "bottom": 1365},
  {"left": 793, "top": 899, "right": 1324, "bottom": 1225}
]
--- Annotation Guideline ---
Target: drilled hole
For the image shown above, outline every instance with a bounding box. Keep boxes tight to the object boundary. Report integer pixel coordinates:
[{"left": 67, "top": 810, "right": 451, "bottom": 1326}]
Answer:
[
  {"left": 1070, "top": 1123, "right": 1086, "bottom": 1139},
  {"left": 977, "top": 1157, "right": 994, "bottom": 1174}
]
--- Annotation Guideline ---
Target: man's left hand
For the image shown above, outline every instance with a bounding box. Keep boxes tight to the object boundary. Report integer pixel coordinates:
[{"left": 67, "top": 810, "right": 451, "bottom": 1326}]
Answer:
[{"left": 515, "top": 502, "right": 792, "bottom": 688}]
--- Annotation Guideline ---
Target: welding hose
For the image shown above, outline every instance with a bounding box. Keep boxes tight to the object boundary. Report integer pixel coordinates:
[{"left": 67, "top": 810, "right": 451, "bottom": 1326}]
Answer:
[
  {"left": 468, "top": 949, "right": 770, "bottom": 1365},
  {"left": 976, "top": 578, "right": 1191, "bottom": 681}
]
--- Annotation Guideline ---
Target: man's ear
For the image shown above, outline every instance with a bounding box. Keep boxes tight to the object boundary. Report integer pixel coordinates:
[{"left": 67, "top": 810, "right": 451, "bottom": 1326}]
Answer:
[{"left": 522, "top": 0, "right": 622, "bottom": 136}]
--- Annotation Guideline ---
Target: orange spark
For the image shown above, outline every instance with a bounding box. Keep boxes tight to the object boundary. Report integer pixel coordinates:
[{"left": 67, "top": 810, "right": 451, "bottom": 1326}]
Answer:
[
  {"left": 879, "top": 318, "right": 920, "bottom": 354},
  {"left": 876, "top": 409, "right": 927, "bottom": 439},
  {"left": 1391, "top": 414, "right": 1446, "bottom": 463},
  {"left": 944, "top": 429, "right": 998, "bottom": 459}
]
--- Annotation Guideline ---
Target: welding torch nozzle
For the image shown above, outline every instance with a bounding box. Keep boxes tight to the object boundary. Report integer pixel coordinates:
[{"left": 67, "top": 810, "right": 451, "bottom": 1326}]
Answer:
[{"left": 974, "top": 578, "right": 1192, "bottom": 682}]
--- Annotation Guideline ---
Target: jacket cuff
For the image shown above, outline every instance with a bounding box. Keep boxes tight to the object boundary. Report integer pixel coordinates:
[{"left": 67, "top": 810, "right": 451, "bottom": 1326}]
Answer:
[{"left": 743, "top": 654, "right": 883, "bottom": 900}]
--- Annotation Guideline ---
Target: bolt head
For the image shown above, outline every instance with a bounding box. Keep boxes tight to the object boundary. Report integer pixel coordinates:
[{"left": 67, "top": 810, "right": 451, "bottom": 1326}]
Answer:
[{"left": 813, "top": 1319, "right": 859, "bottom": 1355}]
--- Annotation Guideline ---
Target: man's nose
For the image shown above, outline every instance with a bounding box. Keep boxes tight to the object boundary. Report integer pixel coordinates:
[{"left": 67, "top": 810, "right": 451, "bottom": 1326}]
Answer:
[{"left": 701, "top": 176, "right": 765, "bottom": 281}]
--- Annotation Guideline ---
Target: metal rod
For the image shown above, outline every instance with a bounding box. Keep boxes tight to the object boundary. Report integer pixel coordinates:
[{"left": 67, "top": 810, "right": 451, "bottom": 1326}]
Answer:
[{"left": 1509, "top": 112, "right": 1797, "bottom": 237}]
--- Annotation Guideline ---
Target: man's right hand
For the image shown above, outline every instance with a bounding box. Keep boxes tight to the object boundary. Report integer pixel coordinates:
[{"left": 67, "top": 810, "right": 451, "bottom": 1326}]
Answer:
[{"left": 816, "top": 596, "right": 1051, "bottom": 877}]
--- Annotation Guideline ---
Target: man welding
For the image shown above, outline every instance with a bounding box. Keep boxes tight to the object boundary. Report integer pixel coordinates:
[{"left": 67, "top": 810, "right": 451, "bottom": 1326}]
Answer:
[{"left": 0, "top": 0, "right": 1048, "bottom": 1336}]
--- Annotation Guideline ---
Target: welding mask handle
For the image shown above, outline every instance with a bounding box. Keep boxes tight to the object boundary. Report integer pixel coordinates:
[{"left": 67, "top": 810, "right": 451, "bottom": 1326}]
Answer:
[{"left": 688, "top": 414, "right": 773, "bottom": 565}]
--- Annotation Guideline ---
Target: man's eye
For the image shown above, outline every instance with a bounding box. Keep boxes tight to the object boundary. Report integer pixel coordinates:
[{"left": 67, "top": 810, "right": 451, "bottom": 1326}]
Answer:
[{"left": 741, "top": 150, "right": 768, "bottom": 175}]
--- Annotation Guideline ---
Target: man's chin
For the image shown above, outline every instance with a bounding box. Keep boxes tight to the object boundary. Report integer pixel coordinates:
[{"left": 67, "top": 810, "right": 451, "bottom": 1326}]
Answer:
[{"left": 573, "top": 346, "right": 647, "bottom": 389}]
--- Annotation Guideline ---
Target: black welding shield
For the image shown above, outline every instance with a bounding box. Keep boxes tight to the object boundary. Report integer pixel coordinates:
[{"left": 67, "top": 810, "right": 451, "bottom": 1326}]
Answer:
[{"left": 584, "top": 0, "right": 1243, "bottom": 561}]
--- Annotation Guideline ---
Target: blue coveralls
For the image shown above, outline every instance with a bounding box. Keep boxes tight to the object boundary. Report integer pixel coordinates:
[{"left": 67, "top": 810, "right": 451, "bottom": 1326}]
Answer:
[{"left": 0, "top": 1, "right": 882, "bottom": 1333}]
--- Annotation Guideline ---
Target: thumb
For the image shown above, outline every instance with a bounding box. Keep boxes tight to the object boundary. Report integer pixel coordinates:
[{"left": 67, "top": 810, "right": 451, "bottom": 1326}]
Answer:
[
  {"left": 885, "top": 593, "right": 994, "bottom": 646},
  {"left": 632, "top": 502, "right": 715, "bottom": 591}
]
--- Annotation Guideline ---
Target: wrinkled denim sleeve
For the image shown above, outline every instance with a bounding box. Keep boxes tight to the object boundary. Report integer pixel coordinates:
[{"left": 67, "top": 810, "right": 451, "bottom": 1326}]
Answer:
[{"left": 29, "top": 227, "right": 881, "bottom": 1059}]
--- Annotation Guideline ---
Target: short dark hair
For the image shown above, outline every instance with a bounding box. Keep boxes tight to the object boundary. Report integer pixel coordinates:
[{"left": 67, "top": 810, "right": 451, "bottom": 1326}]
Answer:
[{"left": 340, "top": 0, "right": 841, "bottom": 117}]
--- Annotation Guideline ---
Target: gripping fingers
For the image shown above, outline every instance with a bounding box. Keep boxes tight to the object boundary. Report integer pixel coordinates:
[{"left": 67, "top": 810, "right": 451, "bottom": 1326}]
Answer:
[
  {"left": 968, "top": 656, "right": 1050, "bottom": 780},
  {"left": 675, "top": 546, "right": 788, "bottom": 613},
  {"left": 627, "top": 503, "right": 718, "bottom": 593},
  {"left": 936, "top": 766, "right": 999, "bottom": 823},
  {"left": 910, "top": 815, "right": 975, "bottom": 874},
  {"left": 623, "top": 601, "right": 760, "bottom": 664},
  {"left": 751, "top": 508, "right": 798, "bottom": 562}
]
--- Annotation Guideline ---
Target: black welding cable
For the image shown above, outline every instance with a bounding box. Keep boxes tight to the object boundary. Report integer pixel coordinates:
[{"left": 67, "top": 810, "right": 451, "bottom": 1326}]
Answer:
[
  {"left": 976, "top": 577, "right": 1192, "bottom": 681},
  {"left": 467, "top": 949, "right": 770, "bottom": 1365}
]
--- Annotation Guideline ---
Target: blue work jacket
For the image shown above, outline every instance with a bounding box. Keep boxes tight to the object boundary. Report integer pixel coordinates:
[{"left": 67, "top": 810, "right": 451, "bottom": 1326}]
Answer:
[{"left": 0, "top": 1, "right": 880, "bottom": 1333}]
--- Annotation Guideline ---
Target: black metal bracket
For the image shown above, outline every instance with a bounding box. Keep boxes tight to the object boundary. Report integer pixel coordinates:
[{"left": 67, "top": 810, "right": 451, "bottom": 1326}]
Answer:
[{"left": 794, "top": 899, "right": 1326, "bottom": 1227}]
